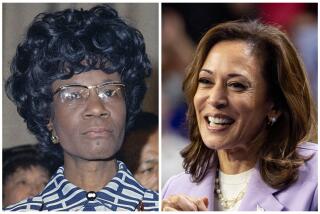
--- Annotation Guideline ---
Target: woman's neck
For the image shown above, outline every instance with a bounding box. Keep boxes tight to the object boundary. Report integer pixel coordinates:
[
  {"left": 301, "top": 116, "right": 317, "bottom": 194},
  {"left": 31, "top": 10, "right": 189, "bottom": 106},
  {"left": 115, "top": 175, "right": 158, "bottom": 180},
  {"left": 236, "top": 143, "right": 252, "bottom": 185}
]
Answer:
[
  {"left": 217, "top": 146, "right": 257, "bottom": 174},
  {"left": 63, "top": 154, "right": 117, "bottom": 192}
]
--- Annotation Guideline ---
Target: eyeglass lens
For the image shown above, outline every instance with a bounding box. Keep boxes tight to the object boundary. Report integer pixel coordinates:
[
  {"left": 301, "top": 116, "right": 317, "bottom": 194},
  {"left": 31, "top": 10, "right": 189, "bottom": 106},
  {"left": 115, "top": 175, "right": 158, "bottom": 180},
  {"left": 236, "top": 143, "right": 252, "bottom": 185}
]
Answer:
[{"left": 58, "top": 84, "right": 124, "bottom": 105}]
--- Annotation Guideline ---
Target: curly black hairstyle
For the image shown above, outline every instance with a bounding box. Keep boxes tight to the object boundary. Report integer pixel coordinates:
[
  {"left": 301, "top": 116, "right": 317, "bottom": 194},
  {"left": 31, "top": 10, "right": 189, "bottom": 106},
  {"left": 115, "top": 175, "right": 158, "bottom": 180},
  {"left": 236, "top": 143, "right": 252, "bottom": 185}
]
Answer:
[{"left": 5, "top": 4, "right": 152, "bottom": 159}]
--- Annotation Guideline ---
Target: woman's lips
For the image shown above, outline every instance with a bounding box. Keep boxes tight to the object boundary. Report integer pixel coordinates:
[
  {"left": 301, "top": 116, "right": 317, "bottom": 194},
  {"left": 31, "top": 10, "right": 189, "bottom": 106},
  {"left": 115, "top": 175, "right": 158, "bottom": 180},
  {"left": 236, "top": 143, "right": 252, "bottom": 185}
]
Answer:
[
  {"left": 204, "top": 114, "right": 235, "bottom": 132},
  {"left": 82, "top": 127, "right": 112, "bottom": 138},
  {"left": 206, "top": 122, "right": 232, "bottom": 132}
]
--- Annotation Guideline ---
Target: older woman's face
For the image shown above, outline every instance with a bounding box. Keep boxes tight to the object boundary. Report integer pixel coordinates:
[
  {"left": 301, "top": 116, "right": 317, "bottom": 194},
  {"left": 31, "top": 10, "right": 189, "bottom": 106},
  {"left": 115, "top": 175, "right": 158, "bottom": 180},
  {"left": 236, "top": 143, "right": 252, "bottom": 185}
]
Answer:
[
  {"left": 50, "top": 70, "right": 126, "bottom": 160},
  {"left": 194, "top": 40, "right": 273, "bottom": 151}
]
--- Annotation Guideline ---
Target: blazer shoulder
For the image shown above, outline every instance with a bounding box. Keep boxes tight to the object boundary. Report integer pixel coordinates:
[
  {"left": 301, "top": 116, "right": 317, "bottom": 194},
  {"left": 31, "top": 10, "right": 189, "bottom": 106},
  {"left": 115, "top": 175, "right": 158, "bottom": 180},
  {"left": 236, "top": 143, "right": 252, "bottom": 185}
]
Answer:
[
  {"left": 165, "top": 172, "right": 192, "bottom": 185},
  {"left": 162, "top": 170, "right": 215, "bottom": 201},
  {"left": 162, "top": 172, "right": 194, "bottom": 199},
  {"left": 297, "top": 142, "right": 318, "bottom": 153},
  {"left": 297, "top": 142, "right": 318, "bottom": 182}
]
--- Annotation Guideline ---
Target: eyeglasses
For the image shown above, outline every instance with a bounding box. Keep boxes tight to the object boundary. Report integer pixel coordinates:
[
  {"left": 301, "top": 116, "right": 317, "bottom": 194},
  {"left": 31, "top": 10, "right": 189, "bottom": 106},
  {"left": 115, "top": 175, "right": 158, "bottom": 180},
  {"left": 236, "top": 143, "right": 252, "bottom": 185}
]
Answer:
[{"left": 53, "top": 81, "right": 125, "bottom": 106}]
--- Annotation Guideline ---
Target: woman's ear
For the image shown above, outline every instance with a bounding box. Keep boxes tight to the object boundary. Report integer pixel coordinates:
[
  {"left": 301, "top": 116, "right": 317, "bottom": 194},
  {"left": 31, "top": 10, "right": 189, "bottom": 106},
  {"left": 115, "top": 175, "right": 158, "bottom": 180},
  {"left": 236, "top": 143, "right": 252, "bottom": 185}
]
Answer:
[
  {"left": 47, "top": 120, "right": 59, "bottom": 144},
  {"left": 267, "top": 103, "right": 282, "bottom": 126},
  {"left": 47, "top": 120, "right": 53, "bottom": 131},
  {"left": 268, "top": 110, "right": 282, "bottom": 120}
]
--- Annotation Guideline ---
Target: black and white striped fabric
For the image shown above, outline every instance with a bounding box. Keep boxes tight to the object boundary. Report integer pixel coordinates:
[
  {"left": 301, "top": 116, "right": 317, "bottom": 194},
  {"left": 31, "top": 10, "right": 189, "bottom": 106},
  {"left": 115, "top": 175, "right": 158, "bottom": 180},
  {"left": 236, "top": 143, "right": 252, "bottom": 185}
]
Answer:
[{"left": 4, "top": 160, "right": 158, "bottom": 211}]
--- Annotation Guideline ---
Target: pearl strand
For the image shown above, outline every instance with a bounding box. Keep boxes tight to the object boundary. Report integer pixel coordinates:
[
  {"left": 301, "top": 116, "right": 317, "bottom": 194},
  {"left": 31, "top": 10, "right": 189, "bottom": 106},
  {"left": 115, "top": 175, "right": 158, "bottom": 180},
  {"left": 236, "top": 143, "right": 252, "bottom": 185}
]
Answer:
[{"left": 214, "top": 168, "right": 247, "bottom": 209}]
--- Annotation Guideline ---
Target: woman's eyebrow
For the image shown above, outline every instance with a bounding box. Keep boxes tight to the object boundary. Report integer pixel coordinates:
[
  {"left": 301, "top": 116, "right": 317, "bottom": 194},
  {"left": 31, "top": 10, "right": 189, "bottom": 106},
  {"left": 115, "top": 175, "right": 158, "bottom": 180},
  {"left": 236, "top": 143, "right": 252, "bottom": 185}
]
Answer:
[
  {"left": 200, "top": 69, "right": 247, "bottom": 78},
  {"left": 227, "top": 73, "right": 247, "bottom": 78},
  {"left": 142, "top": 159, "right": 158, "bottom": 165},
  {"left": 200, "top": 68, "right": 213, "bottom": 74},
  {"left": 59, "top": 79, "right": 119, "bottom": 86}
]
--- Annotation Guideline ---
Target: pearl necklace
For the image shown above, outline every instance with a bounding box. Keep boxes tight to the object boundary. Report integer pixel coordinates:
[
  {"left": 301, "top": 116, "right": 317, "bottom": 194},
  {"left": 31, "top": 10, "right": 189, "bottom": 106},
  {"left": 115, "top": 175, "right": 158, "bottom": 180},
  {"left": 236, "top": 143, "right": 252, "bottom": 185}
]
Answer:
[{"left": 214, "top": 168, "right": 248, "bottom": 209}]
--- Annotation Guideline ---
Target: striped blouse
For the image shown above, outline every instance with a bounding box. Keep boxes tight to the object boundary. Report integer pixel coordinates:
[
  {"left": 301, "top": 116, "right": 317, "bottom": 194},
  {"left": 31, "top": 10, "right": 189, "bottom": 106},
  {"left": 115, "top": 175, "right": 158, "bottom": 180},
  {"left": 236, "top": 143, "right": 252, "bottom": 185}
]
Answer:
[{"left": 4, "top": 160, "right": 158, "bottom": 211}]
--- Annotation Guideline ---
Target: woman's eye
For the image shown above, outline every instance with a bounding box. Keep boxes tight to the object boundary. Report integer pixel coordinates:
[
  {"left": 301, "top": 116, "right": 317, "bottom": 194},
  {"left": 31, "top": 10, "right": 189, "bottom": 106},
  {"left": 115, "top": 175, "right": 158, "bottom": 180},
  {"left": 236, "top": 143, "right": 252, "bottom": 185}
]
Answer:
[
  {"left": 100, "top": 89, "right": 116, "bottom": 98},
  {"left": 198, "top": 78, "right": 212, "bottom": 85},
  {"left": 16, "top": 180, "right": 27, "bottom": 185},
  {"left": 63, "top": 92, "right": 82, "bottom": 101},
  {"left": 70, "top": 93, "right": 82, "bottom": 99},
  {"left": 140, "top": 167, "right": 154, "bottom": 174},
  {"left": 228, "top": 82, "right": 247, "bottom": 91}
]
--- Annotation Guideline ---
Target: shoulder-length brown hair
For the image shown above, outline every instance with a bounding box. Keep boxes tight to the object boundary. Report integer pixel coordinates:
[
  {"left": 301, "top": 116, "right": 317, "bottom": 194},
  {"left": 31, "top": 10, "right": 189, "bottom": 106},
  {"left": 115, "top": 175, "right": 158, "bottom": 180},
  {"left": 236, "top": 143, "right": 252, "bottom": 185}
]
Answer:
[{"left": 181, "top": 20, "right": 317, "bottom": 189}]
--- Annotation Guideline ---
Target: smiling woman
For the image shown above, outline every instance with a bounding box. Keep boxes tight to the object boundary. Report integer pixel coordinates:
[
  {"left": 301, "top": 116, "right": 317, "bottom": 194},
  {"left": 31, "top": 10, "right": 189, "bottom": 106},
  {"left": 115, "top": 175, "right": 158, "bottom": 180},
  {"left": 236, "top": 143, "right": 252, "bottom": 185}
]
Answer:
[
  {"left": 162, "top": 21, "right": 317, "bottom": 211},
  {"left": 4, "top": 4, "right": 158, "bottom": 211},
  {"left": 194, "top": 40, "right": 272, "bottom": 153}
]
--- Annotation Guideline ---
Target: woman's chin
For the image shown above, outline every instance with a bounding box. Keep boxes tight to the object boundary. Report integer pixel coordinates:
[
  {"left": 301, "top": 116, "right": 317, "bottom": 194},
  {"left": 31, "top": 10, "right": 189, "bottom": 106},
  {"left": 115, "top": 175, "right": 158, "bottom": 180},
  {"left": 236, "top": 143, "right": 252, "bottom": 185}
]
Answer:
[
  {"left": 202, "top": 137, "right": 234, "bottom": 151},
  {"left": 64, "top": 143, "right": 119, "bottom": 161},
  {"left": 86, "top": 146, "right": 119, "bottom": 160}
]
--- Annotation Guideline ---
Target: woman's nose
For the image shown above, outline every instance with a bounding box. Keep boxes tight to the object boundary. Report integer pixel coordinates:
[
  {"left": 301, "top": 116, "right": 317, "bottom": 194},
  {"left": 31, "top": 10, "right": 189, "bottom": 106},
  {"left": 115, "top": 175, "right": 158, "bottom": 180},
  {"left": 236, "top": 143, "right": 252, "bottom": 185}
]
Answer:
[
  {"left": 83, "top": 90, "right": 110, "bottom": 118},
  {"left": 207, "top": 84, "right": 228, "bottom": 109}
]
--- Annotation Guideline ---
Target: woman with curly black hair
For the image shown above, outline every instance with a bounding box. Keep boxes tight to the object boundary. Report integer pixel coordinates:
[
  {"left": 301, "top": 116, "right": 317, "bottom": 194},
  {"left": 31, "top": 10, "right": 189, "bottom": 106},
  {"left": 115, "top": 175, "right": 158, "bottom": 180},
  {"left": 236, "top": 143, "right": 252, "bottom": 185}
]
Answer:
[{"left": 4, "top": 4, "right": 158, "bottom": 211}]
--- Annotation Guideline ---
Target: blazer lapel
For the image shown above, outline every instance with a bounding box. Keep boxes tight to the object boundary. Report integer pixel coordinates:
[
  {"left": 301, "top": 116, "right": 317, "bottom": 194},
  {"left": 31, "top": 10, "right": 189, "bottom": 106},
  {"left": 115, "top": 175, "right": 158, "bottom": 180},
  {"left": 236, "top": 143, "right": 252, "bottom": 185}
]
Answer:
[
  {"left": 206, "top": 164, "right": 217, "bottom": 211},
  {"left": 238, "top": 165, "right": 284, "bottom": 211}
]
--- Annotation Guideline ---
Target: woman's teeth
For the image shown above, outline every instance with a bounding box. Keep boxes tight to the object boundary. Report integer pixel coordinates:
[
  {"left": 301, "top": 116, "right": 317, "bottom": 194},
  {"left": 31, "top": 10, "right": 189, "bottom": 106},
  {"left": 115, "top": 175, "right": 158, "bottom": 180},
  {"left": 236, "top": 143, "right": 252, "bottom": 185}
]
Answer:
[{"left": 208, "top": 116, "right": 233, "bottom": 126}]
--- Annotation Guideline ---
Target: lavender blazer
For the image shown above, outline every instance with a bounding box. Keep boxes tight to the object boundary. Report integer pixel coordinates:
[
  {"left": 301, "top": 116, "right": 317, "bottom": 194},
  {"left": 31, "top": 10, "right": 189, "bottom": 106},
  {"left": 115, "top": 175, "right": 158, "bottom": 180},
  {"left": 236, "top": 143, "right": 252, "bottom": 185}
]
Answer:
[{"left": 162, "top": 142, "right": 318, "bottom": 211}]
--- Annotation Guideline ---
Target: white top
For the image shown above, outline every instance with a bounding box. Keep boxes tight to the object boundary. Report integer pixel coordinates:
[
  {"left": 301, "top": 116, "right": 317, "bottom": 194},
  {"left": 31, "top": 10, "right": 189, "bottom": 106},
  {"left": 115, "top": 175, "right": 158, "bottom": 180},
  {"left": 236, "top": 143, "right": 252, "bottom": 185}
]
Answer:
[{"left": 214, "top": 168, "right": 253, "bottom": 211}]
